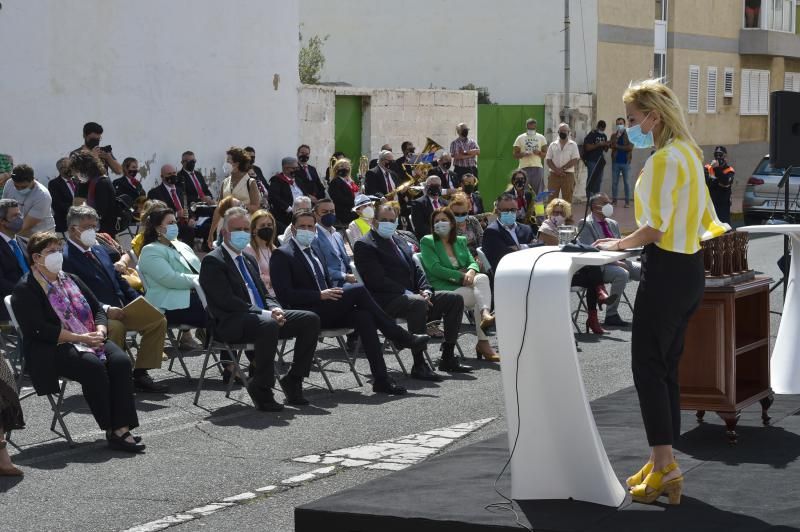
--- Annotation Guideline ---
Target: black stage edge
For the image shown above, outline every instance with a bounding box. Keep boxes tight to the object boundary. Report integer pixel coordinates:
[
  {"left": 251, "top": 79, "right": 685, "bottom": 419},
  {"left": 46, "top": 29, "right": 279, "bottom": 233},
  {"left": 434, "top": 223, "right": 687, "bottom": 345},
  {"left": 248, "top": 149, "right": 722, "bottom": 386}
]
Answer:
[{"left": 296, "top": 387, "right": 800, "bottom": 532}]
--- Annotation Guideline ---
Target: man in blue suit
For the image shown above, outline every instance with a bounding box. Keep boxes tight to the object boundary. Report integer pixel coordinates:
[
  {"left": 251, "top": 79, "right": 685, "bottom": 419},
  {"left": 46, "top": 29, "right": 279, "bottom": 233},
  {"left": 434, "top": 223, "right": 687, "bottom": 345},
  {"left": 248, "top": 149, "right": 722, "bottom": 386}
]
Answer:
[
  {"left": 311, "top": 198, "right": 355, "bottom": 287},
  {"left": 62, "top": 205, "right": 169, "bottom": 392},
  {"left": 270, "top": 210, "right": 430, "bottom": 395},
  {"left": 482, "top": 192, "right": 536, "bottom": 272},
  {"left": 0, "top": 199, "right": 29, "bottom": 321}
]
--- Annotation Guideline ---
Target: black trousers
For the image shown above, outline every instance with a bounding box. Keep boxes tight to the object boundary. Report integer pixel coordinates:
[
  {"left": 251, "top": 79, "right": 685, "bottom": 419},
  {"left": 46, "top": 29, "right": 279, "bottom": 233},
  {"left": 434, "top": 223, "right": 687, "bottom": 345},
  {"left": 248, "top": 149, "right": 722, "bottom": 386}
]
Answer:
[
  {"left": 218, "top": 310, "right": 320, "bottom": 389},
  {"left": 312, "top": 284, "right": 407, "bottom": 382},
  {"left": 53, "top": 341, "right": 139, "bottom": 431},
  {"left": 631, "top": 244, "right": 704, "bottom": 446},
  {"left": 383, "top": 292, "right": 464, "bottom": 363},
  {"left": 709, "top": 188, "right": 731, "bottom": 224},
  {"left": 571, "top": 265, "right": 604, "bottom": 309},
  {"left": 164, "top": 291, "right": 207, "bottom": 328}
]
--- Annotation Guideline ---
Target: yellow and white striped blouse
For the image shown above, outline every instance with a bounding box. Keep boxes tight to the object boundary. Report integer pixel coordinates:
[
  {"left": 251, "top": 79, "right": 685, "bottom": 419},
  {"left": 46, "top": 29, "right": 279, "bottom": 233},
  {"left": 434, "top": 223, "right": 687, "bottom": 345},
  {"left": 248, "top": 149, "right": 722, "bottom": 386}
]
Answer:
[{"left": 634, "top": 138, "right": 729, "bottom": 254}]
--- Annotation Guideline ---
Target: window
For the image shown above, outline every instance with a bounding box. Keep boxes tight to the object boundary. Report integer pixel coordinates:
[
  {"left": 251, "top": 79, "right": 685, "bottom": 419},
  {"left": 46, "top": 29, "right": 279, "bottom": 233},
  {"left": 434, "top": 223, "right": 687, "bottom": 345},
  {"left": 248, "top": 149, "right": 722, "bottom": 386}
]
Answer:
[
  {"left": 688, "top": 65, "right": 700, "bottom": 113},
  {"left": 655, "top": 0, "right": 668, "bottom": 21},
  {"left": 743, "top": 0, "right": 796, "bottom": 31},
  {"left": 706, "top": 67, "right": 718, "bottom": 113},
  {"left": 653, "top": 53, "right": 667, "bottom": 80},
  {"left": 784, "top": 72, "right": 800, "bottom": 92},
  {"left": 724, "top": 67, "right": 735, "bottom": 97},
  {"left": 740, "top": 69, "right": 770, "bottom": 115}
]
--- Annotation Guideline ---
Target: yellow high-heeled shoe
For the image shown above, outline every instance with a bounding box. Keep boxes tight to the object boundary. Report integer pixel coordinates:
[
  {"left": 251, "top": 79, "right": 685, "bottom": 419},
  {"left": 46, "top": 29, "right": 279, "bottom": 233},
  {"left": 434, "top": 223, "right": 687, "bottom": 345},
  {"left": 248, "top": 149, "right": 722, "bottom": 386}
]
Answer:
[
  {"left": 630, "top": 462, "right": 683, "bottom": 505},
  {"left": 626, "top": 461, "right": 653, "bottom": 488}
]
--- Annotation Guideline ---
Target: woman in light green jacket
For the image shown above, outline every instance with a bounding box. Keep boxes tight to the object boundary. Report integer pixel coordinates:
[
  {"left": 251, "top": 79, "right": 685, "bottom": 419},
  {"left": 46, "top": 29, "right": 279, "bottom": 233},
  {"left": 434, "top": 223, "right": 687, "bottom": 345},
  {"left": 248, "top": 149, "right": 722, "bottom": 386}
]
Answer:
[{"left": 419, "top": 207, "right": 499, "bottom": 361}]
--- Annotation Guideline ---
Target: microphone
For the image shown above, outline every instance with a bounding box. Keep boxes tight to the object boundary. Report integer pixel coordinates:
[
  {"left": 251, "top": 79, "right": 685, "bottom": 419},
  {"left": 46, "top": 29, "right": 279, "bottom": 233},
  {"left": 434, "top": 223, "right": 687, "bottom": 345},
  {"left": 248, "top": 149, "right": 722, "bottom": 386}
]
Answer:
[{"left": 561, "top": 158, "right": 604, "bottom": 253}]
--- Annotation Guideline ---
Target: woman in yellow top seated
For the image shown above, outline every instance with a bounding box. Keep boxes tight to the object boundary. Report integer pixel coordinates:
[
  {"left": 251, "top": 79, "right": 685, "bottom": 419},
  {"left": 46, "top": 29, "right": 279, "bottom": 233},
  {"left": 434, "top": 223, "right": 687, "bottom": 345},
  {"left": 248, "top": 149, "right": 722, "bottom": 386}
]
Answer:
[
  {"left": 345, "top": 194, "right": 376, "bottom": 246},
  {"left": 594, "top": 79, "right": 728, "bottom": 505},
  {"left": 419, "top": 207, "right": 498, "bottom": 361}
]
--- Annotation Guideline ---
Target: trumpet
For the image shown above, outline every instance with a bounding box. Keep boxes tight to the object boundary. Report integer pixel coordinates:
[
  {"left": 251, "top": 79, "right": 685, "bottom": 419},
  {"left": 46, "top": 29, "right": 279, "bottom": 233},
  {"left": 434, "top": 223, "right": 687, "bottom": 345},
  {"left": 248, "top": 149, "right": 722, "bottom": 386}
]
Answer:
[
  {"left": 358, "top": 155, "right": 368, "bottom": 178},
  {"left": 328, "top": 155, "right": 338, "bottom": 179}
]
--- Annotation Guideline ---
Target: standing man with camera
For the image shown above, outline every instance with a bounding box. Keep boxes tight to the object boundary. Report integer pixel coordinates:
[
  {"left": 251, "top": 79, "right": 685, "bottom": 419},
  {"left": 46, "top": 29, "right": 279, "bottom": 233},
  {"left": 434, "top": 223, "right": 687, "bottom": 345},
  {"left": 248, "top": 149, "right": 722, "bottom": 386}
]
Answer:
[
  {"left": 71, "top": 122, "right": 123, "bottom": 176},
  {"left": 704, "top": 146, "right": 735, "bottom": 224}
]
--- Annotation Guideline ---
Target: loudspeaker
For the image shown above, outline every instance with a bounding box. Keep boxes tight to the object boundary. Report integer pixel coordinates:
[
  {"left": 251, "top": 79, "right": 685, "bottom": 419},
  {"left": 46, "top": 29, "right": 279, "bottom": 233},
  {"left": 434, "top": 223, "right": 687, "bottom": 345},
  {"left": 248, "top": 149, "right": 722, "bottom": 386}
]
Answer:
[{"left": 769, "top": 91, "right": 800, "bottom": 169}]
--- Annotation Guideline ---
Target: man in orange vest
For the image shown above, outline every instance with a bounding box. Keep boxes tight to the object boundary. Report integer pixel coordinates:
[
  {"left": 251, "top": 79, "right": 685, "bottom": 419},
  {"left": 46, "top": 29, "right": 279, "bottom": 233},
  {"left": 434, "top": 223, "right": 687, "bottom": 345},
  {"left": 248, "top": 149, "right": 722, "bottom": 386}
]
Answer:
[{"left": 704, "top": 145, "right": 735, "bottom": 223}]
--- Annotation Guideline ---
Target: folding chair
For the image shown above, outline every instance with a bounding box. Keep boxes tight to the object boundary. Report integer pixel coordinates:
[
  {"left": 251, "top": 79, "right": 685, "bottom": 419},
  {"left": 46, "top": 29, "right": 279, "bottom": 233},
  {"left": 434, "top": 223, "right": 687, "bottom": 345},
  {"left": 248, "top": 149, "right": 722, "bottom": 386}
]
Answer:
[
  {"left": 570, "top": 286, "right": 588, "bottom": 333},
  {"left": 4, "top": 296, "right": 75, "bottom": 447},
  {"left": 476, "top": 247, "right": 492, "bottom": 275},
  {"left": 191, "top": 280, "right": 254, "bottom": 407},
  {"left": 278, "top": 328, "right": 363, "bottom": 392}
]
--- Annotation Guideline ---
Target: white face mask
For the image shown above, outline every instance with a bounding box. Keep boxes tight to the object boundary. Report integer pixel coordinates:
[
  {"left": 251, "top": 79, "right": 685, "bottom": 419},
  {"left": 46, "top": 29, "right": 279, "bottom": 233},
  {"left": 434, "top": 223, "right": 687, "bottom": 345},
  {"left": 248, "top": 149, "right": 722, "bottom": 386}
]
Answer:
[
  {"left": 527, "top": 128, "right": 537, "bottom": 135},
  {"left": 222, "top": 162, "right": 233, "bottom": 176},
  {"left": 43, "top": 251, "right": 64, "bottom": 274},
  {"left": 361, "top": 206, "right": 375, "bottom": 220},
  {"left": 601, "top": 203, "right": 614, "bottom": 218},
  {"left": 79, "top": 228, "right": 97, "bottom": 248},
  {"left": 553, "top": 215, "right": 565, "bottom": 226}
]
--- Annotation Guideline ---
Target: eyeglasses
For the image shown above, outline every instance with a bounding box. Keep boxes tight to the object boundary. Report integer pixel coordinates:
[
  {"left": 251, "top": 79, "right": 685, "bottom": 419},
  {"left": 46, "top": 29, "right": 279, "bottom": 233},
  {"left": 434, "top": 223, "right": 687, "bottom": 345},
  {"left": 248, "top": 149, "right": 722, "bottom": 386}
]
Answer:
[{"left": 551, "top": 211, "right": 565, "bottom": 216}]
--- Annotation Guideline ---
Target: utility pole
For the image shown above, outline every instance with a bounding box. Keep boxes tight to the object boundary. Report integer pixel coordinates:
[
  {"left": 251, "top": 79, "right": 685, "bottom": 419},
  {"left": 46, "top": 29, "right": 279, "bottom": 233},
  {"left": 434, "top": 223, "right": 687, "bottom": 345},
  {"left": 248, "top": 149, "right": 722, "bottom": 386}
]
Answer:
[{"left": 563, "top": 0, "right": 571, "bottom": 125}]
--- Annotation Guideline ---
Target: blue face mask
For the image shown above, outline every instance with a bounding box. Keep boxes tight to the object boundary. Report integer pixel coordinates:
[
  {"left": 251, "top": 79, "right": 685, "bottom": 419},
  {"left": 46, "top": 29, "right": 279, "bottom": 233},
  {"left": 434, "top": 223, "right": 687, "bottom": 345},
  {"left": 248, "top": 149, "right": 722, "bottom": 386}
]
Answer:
[
  {"left": 295, "top": 228, "right": 316, "bottom": 247},
  {"left": 229, "top": 230, "right": 250, "bottom": 252},
  {"left": 499, "top": 212, "right": 516, "bottom": 227},
  {"left": 454, "top": 214, "right": 468, "bottom": 223},
  {"left": 16, "top": 186, "right": 32, "bottom": 196},
  {"left": 164, "top": 223, "right": 179, "bottom": 241},
  {"left": 626, "top": 113, "right": 654, "bottom": 149},
  {"left": 320, "top": 213, "right": 337, "bottom": 228},
  {"left": 376, "top": 221, "right": 398, "bottom": 238}
]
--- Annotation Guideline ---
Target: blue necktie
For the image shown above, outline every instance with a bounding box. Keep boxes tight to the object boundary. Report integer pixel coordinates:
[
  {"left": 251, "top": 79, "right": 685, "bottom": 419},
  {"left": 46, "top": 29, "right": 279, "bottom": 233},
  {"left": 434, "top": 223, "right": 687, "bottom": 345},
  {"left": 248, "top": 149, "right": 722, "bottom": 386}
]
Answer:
[
  {"left": 304, "top": 248, "right": 328, "bottom": 290},
  {"left": 235, "top": 255, "right": 265, "bottom": 309},
  {"left": 8, "top": 239, "right": 29, "bottom": 274}
]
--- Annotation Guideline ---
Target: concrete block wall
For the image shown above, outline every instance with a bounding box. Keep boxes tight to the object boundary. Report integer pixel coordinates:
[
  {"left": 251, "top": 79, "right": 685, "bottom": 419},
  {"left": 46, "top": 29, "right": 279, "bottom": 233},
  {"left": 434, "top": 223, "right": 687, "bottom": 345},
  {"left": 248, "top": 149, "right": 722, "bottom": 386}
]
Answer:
[{"left": 297, "top": 86, "right": 336, "bottom": 173}]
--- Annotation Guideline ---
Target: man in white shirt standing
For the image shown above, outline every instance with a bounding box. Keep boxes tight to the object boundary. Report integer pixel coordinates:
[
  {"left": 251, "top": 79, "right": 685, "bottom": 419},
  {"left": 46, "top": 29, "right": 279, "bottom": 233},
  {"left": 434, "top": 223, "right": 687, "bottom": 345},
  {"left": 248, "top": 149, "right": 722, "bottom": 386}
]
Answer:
[
  {"left": 512, "top": 118, "right": 548, "bottom": 196},
  {"left": 545, "top": 123, "right": 581, "bottom": 205}
]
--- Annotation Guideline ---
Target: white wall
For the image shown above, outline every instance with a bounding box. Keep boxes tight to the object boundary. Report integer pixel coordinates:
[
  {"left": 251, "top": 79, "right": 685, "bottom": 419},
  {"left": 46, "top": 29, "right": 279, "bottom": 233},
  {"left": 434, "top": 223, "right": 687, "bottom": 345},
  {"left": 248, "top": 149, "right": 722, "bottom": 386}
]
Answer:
[
  {"left": 299, "top": 0, "right": 597, "bottom": 104},
  {"left": 0, "top": 0, "right": 299, "bottom": 189}
]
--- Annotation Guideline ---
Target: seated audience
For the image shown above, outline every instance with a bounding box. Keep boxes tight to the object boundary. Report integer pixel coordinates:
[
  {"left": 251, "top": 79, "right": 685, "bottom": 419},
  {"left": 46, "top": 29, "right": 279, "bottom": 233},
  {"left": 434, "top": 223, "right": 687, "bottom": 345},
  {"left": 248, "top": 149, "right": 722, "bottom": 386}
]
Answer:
[
  {"left": 243, "top": 210, "right": 278, "bottom": 297},
  {"left": 345, "top": 194, "right": 376, "bottom": 245},
  {"left": 460, "top": 173, "right": 484, "bottom": 216},
  {"left": 449, "top": 193, "right": 483, "bottom": 258},
  {"left": 577, "top": 193, "right": 640, "bottom": 327},
  {"left": 0, "top": 199, "right": 29, "bottom": 320},
  {"left": 364, "top": 150, "right": 398, "bottom": 197},
  {"left": 12, "top": 232, "right": 143, "bottom": 452},
  {"left": 428, "top": 152, "right": 460, "bottom": 192},
  {"left": 221, "top": 147, "right": 262, "bottom": 214},
  {"left": 281, "top": 196, "right": 313, "bottom": 242},
  {"left": 420, "top": 207, "right": 499, "bottom": 361},
  {"left": 312, "top": 198, "right": 356, "bottom": 287},
  {"left": 147, "top": 164, "right": 195, "bottom": 247},
  {"left": 137, "top": 207, "right": 204, "bottom": 348},
  {"left": 368, "top": 144, "right": 392, "bottom": 170},
  {"left": 482, "top": 192, "right": 535, "bottom": 272},
  {"left": 268, "top": 156, "right": 304, "bottom": 234},
  {"left": 506, "top": 169, "right": 534, "bottom": 225},
  {"left": 538, "top": 198, "right": 616, "bottom": 334},
  {"left": 324, "top": 151, "right": 345, "bottom": 184},
  {"left": 178, "top": 150, "right": 214, "bottom": 206},
  {"left": 49, "top": 157, "right": 77, "bottom": 233},
  {"left": 3, "top": 164, "right": 56, "bottom": 237},
  {"left": 243, "top": 146, "right": 270, "bottom": 203},
  {"left": 296, "top": 144, "right": 326, "bottom": 202},
  {"left": 127, "top": 200, "right": 168, "bottom": 261},
  {"left": 200, "top": 207, "right": 320, "bottom": 410},
  {"left": 207, "top": 196, "right": 244, "bottom": 250},
  {"left": 410, "top": 175, "right": 447, "bottom": 240},
  {"left": 113, "top": 157, "right": 147, "bottom": 204},
  {"left": 270, "top": 210, "right": 430, "bottom": 395},
  {"left": 0, "top": 344, "right": 24, "bottom": 475},
  {"left": 62, "top": 206, "right": 169, "bottom": 392},
  {"left": 71, "top": 151, "right": 120, "bottom": 236},
  {"left": 355, "top": 203, "right": 467, "bottom": 377},
  {"left": 327, "top": 158, "right": 359, "bottom": 225}
]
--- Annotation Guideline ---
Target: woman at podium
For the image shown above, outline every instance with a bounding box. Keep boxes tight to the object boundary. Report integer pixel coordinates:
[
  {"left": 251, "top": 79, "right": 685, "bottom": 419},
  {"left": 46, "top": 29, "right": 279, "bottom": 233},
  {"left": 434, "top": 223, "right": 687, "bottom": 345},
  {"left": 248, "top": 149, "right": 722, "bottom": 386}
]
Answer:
[{"left": 594, "top": 80, "right": 728, "bottom": 505}]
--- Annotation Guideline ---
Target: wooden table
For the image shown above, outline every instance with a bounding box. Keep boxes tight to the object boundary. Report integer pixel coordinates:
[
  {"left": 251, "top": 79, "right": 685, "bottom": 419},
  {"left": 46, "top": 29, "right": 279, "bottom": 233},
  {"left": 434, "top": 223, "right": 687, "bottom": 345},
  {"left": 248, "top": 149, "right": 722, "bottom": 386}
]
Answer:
[{"left": 679, "top": 276, "right": 774, "bottom": 444}]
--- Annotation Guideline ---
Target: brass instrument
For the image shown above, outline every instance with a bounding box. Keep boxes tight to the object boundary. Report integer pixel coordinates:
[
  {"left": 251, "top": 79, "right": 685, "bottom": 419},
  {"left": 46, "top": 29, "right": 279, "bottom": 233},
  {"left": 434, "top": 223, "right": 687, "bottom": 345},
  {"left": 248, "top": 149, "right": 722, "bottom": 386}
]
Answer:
[
  {"left": 385, "top": 161, "right": 430, "bottom": 201},
  {"left": 328, "top": 155, "right": 338, "bottom": 179},
  {"left": 358, "top": 155, "right": 368, "bottom": 178}
]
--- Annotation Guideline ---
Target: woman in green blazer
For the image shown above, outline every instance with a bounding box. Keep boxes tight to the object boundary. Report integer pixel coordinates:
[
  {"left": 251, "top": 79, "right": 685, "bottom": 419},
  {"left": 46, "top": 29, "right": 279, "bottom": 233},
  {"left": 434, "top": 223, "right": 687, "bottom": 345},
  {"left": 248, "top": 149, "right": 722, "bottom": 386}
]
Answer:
[{"left": 419, "top": 207, "right": 499, "bottom": 361}]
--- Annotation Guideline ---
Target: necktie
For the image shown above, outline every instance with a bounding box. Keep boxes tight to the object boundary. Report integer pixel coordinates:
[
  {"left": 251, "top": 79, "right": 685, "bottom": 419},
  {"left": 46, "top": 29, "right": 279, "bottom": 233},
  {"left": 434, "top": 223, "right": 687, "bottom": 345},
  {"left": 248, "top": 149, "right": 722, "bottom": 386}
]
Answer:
[
  {"left": 169, "top": 187, "right": 182, "bottom": 211},
  {"left": 235, "top": 255, "right": 265, "bottom": 309},
  {"left": 303, "top": 248, "right": 328, "bottom": 290},
  {"left": 598, "top": 219, "right": 614, "bottom": 239},
  {"left": 384, "top": 170, "right": 393, "bottom": 192},
  {"left": 189, "top": 172, "right": 204, "bottom": 198},
  {"left": 66, "top": 178, "right": 76, "bottom": 195},
  {"left": 433, "top": 199, "right": 439, "bottom": 209},
  {"left": 8, "top": 240, "right": 29, "bottom": 274}
]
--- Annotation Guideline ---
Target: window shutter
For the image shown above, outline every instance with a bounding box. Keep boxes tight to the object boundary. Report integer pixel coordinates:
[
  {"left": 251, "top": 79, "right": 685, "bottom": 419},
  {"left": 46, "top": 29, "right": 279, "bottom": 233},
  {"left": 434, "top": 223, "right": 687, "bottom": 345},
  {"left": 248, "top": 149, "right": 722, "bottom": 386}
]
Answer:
[
  {"left": 785, "top": 72, "right": 794, "bottom": 91},
  {"left": 688, "top": 65, "right": 700, "bottom": 113},
  {"left": 757, "top": 70, "right": 770, "bottom": 115},
  {"left": 723, "top": 67, "right": 734, "bottom": 97},
  {"left": 740, "top": 69, "right": 752, "bottom": 115},
  {"left": 706, "top": 67, "right": 717, "bottom": 113}
]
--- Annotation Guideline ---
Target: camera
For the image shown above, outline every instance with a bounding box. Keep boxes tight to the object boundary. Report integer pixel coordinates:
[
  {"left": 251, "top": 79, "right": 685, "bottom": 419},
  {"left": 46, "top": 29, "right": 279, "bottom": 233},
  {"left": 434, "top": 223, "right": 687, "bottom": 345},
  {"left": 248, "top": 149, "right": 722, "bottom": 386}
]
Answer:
[{"left": 100, "top": 145, "right": 113, "bottom": 153}]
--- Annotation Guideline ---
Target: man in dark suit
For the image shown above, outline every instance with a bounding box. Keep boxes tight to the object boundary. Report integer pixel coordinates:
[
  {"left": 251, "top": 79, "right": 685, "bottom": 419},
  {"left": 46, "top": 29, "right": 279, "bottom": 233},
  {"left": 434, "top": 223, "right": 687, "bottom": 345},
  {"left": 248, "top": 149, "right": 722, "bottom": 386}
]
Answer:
[
  {"left": 244, "top": 146, "right": 270, "bottom": 194},
  {"left": 461, "top": 173, "right": 484, "bottom": 215},
  {"left": 364, "top": 150, "right": 399, "bottom": 197},
  {"left": 410, "top": 175, "right": 448, "bottom": 240},
  {"left": 0, "top": 199, "right": 28, "bottom": 320},
  {"left": 354, "top": 204, "right": 468, "bottom": 377},
  {"left": 296, "top": 145, "right": 326, "bottom": 201},
  {"left": 390, "top": 141, "right": 415, "bottom": 179},
  {"left": 368, "top": 144, "right": 392, "bottom": 169},
  {"left": 62, "top": 205, "right": 169, "bottom": 392},
  {"left": 112, "top": 157, "right": 146, "bottom": 203},
  {"left": 49, "top": 157, "right": 78, "bottom": 233},
  {"left": 147, "top": 165, "right": 195, "bottom": 247},
  {"left": 428, "top": 153, "right": 461, "bottom": 192},
  {"left": 268, "top": 157, "right": 303, "bottom": 234},
  {"left": 270, "top": 210, "right": 429, "bottom": 395},
  {"left": 178, "top": 150, "right": 214, "bottom": 206},
  {"left": 482, "top": 193, "right": 536, "bottom": 272},
  {"left": 71, "top": 151, "right": 121, "bottom": 236},
  {"left": 200, "top": 207, "right": 320, "bottom": 410}
]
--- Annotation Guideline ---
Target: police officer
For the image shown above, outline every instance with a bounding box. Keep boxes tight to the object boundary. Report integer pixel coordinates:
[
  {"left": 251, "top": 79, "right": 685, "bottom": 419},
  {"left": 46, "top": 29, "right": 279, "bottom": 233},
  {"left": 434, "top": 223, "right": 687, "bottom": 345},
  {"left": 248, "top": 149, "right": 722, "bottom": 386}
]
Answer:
[{"left": 704, "top": 146, "right": 735, "bottom": 223}]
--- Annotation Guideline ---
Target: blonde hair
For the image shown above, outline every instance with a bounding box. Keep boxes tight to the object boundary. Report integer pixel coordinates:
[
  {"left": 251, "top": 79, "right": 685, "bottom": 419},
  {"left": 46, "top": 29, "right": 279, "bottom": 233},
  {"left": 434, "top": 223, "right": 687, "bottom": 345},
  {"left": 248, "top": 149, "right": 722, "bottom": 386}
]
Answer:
[
  {"left": 448, "top": 192, "right": 470, "bottom": 209},
  {"left": 250, "top": 209, "right": 276, "bottom": 251},
  {"left": 545, "top": 198, "right": 571, "bottom": 219},
  {"left": 623, "top": 79, "right": 701, "bottom": 155},
  {"left": 332, "top": 158, "right": 352, "bottom": 176}
]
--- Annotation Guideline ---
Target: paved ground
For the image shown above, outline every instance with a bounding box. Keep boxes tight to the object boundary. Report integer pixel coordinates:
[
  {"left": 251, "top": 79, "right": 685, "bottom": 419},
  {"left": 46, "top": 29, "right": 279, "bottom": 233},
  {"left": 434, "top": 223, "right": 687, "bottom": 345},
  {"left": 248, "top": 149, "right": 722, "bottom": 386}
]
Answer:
[{"left": 0, "top": 234, "right": 788, "bottom": 532}]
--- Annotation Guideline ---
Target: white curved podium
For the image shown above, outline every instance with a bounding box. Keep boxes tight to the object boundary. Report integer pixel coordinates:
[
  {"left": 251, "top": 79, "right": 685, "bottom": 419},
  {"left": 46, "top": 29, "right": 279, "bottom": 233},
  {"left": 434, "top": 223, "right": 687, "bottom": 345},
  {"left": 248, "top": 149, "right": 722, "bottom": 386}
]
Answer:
[
  {"left": 495, "top": 246, "right": 631, "bottom": 507},
  {"left": 739, "top": 225, "right": 800, "bottom": 394}
]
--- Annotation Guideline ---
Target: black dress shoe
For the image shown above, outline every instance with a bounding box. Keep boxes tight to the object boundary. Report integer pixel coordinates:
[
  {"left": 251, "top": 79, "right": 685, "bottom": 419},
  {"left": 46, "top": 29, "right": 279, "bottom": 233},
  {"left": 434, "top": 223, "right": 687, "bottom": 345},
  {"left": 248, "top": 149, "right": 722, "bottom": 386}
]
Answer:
[
  {"left": 222, "top": 368, "right": 244, "bottom": 385},
  {"left": 410, "top": 363, "right": 444, "bottom": 382},
  {"left": 603, "top": 314, "right": 630, "bottom": 327},
  {"left": 107, "top": 431, "right": 146, "bottom": 453},
  {"left": 133, "top": 371, "right": 169, "bottom": 393},
  {"left": 372, "top": 378, "right": 407, "bottom": 395},
  {"left": 246, "top": 382, "right": 284, "bottom": 412},
  {"left": 438, "top": 356, "right": 472, "bottom": 373},
  {"left": 107, "top": 432, "right": 142, "bottom": 443},
  {"left": 279, "top": 375, "right": 310, "bottom": 406},
  {"left": 395, "top": 333, "right": 430, "bottom": 351}
]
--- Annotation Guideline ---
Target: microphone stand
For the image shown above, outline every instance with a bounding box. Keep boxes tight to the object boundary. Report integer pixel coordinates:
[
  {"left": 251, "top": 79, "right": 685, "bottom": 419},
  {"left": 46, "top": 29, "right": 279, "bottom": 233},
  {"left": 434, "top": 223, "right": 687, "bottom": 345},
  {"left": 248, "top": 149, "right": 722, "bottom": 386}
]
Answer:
[
  {"left": 776, "top": 166, "right": 794, "bottom": 301},
  {"left": 561, "top": 158, "right": 604, "bottom": 253}
]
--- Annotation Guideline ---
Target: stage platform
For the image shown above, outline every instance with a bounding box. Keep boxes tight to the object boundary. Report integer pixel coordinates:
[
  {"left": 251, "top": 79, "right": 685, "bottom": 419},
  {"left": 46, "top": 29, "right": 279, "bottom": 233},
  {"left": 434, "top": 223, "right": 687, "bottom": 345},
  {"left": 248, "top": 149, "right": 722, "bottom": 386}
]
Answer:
[{"left": 296, "top": 387, "right": 800, "bottom": 532}]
